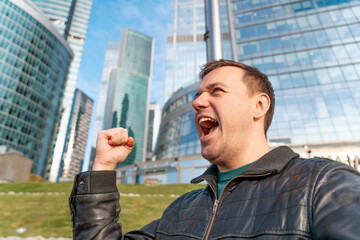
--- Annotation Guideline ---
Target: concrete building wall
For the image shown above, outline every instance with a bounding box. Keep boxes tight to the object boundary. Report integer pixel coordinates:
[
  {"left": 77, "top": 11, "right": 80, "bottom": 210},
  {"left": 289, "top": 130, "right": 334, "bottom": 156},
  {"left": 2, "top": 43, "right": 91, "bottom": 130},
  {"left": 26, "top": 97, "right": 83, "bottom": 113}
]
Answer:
[{"left": 0, "top": 152, "right": 33, "bottom": 182}]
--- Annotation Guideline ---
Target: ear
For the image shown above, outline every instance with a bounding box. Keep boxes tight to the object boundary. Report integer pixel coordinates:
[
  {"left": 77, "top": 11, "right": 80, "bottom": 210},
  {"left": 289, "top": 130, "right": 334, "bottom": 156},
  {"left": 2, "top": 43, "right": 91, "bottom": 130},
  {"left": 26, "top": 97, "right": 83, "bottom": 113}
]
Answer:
[{"left": 253, "top": 93, "right": 270, "bottom": 120}]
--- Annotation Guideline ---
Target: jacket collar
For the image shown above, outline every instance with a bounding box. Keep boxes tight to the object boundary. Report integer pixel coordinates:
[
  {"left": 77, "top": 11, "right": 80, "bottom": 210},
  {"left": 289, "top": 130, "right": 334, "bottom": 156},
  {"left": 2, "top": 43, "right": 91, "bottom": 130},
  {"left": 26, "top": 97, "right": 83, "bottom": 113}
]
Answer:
[{"left": 191, "top": 146, "right": 299, "bottom": 184}]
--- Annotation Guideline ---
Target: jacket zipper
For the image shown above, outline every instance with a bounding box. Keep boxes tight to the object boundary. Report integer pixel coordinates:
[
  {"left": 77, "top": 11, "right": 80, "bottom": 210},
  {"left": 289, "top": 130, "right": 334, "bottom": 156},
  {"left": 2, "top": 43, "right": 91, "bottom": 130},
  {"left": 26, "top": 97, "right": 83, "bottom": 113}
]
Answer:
[
  {"left": 202, "top": 172, "right": 273, "bottom": 240},
  {"left": 202, "top": 179, "right": 219, "bottom": 240}
]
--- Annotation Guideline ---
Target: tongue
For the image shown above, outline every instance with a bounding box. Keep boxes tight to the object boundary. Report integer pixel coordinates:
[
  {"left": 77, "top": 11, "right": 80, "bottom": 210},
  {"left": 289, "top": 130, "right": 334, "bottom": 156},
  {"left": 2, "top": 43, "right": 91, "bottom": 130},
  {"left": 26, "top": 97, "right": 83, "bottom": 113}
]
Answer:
[
  {"left": 203, "top": 127, "right": 210, "bottom": 135},
  {"left": 200, "top": 121, "right": 218, "bottom": 136}
]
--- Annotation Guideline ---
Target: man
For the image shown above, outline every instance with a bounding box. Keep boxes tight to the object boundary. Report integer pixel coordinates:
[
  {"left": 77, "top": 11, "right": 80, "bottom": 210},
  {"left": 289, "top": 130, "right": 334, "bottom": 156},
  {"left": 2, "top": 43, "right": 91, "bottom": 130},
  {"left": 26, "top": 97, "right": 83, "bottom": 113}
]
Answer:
[{"left": 70, "top": 60, "right": 360, "bottom": 239}]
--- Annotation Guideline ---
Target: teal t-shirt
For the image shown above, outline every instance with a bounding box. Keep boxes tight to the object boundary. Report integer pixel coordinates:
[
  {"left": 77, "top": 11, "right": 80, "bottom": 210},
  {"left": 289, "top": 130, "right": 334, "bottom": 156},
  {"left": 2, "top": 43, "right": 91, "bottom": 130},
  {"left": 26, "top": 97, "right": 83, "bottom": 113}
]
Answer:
[{"left": 217, "top": 163, "right": 252, "bottom": 198}]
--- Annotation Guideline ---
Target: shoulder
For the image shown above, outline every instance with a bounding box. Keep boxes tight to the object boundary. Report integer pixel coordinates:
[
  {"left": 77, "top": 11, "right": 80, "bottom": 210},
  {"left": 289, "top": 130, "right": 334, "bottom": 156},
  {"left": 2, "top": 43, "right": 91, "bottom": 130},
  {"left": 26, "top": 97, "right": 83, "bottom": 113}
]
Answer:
[
  {"left": 278, "top": 156, "right": 359, "bottom": 192},
  {"left": 287, "top": 156, "right": 356, "bottom": 176},
  {"left": 287, "top": 156, "right": 360, "bottom": 190}
]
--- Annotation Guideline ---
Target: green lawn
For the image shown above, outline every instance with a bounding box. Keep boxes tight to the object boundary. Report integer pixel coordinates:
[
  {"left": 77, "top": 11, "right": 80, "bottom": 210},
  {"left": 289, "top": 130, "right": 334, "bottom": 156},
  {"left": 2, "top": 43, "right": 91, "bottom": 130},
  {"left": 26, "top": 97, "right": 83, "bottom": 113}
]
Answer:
[{"left": 0, "top": 182, "right": 204, "bottom": 238}]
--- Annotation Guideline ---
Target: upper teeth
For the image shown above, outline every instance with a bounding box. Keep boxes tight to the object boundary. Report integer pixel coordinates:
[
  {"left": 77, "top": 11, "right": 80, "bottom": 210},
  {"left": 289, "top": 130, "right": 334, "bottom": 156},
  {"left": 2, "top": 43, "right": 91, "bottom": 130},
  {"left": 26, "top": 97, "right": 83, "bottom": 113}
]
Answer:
[{"left": 199, "top": 117, "right": 216, "bottom": 124}]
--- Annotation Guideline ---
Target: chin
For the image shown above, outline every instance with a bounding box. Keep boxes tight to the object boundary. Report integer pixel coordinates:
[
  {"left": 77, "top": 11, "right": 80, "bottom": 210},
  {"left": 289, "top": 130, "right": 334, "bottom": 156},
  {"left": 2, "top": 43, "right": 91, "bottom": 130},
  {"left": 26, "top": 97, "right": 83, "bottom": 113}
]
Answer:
[{"left": 201, "top": 149, "right": 218, "bottom": 163}]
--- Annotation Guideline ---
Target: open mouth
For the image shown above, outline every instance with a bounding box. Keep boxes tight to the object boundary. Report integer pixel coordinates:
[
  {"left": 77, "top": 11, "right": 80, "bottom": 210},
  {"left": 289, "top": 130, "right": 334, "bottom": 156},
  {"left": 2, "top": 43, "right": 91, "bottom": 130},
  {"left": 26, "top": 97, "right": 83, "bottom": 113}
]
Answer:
[{"left": 199, "top": 117, "right": 219, "bottom": 136}]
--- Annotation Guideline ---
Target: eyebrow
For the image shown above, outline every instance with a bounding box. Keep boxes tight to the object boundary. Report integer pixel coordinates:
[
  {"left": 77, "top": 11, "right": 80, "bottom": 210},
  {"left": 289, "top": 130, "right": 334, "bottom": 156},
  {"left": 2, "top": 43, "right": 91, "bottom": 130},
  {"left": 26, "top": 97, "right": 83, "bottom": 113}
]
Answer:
[{"left": 194, "top": 82, "right": 227, "bottom": 99}]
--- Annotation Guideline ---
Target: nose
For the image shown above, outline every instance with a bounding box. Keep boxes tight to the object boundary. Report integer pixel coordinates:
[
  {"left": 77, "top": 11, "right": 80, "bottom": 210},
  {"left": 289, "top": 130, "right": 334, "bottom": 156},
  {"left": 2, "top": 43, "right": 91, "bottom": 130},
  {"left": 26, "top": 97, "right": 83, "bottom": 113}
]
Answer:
[{"left": 192, "top": 92, "right": 209, "bottom": 111}]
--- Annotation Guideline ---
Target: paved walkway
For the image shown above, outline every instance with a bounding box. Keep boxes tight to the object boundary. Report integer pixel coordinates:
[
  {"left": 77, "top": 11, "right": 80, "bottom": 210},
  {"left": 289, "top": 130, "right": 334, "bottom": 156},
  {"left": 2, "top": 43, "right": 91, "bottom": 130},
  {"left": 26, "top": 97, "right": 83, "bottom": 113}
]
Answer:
[{"left": 0, "top": 191, "right": 180, "bottom": 198}]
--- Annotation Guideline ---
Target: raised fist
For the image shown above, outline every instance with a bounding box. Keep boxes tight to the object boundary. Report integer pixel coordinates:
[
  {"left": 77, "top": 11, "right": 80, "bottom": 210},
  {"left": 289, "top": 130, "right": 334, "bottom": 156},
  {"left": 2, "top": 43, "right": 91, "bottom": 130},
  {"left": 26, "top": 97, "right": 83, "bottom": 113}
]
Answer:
[{"left": 92, "top": 128, "right": 135, "bottom": 171}]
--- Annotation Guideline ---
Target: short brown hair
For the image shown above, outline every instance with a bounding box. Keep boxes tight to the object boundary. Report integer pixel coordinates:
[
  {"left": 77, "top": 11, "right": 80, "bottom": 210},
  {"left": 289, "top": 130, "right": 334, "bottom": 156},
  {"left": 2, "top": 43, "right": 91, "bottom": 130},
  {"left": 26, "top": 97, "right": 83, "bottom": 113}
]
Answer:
[{"left": 199, "top": 59, "right": 275, "bottom": 135}]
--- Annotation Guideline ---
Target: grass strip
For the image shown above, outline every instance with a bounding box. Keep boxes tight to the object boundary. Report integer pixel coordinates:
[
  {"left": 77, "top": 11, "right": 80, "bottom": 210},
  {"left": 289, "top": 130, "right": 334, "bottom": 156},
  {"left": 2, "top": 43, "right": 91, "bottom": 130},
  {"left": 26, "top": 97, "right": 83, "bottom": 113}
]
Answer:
[{"left": 0, "top": 182, "right": 204, "bottom": 238}]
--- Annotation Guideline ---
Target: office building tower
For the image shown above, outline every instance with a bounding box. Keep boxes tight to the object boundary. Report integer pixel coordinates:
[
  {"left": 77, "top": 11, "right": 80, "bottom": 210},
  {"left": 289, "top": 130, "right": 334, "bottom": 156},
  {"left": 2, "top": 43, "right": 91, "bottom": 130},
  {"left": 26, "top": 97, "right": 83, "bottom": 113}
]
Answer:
[
  {"left": 103, "top": 29, "right": 154, "bottom": 167},
  {"left": 31, "top": 0, "right": 93, "bottom": 181},
  {"left": 58, "top": 89, "right": 93, "bottom": 182},
  {"left": 93, "top": 42, "right": 121, "bottom": 146},
  {"left": 146, "top": 103, "right": 162, "bottom": 162},
  {"left": 226, "top": 0, "right": 360, "bottom": 150},
  {"left": 89, "top": 42, "right": 121, "bottom": 168},
  {"left": 0, "top": 0, "right": 73, "bottom": 175},
  {"left": 164, "top": 0, "right": 207, "bottom": 101}
]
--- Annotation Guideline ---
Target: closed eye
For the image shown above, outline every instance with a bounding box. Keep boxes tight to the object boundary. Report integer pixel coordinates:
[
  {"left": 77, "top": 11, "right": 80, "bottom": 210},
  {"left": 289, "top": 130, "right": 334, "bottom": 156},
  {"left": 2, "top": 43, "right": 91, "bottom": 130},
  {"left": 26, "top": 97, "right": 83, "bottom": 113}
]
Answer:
[{"left": 212, "top": 88, "right": 224, "bottom": 93}]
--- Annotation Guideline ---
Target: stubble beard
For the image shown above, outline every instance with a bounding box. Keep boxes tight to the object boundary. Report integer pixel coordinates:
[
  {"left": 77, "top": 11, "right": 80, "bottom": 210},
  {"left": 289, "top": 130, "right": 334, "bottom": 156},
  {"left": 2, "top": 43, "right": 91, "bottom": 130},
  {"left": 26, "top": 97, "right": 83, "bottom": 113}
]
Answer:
[{"left": 201, "top": 143, "right": 222, "bottom": 165}]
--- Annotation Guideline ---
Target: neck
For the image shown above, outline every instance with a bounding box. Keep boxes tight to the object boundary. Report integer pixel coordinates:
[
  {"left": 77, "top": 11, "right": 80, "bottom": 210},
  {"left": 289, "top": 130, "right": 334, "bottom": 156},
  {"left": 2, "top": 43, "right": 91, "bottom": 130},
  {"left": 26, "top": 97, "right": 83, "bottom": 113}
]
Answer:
[{"left": 217, "top": 134, "right": 270, "bottom": 172}]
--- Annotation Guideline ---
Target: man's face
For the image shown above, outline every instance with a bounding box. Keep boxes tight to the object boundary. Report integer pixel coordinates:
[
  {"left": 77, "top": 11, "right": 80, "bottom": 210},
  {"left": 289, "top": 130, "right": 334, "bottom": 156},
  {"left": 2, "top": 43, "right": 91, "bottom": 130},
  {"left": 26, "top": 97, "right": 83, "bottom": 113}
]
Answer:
[{"left": 192, "top": 66, "right": 258, "bottom": 167}]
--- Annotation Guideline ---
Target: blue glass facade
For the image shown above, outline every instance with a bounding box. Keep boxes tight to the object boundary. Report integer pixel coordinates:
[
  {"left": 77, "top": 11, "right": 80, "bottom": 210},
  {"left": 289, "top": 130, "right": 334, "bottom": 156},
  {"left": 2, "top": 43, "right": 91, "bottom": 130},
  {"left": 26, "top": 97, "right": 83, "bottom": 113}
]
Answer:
[
  {"left": 0, "top": 0, "right": 73, "bottom": 175},
  {"left": 219, "top": 0, "right": 234, "bottom": 59},
  {"left": 164, "top": 0, "right": 207, "bottom": 101},
  {"left": 103, "top": 29, "right": 153, "bottom": 167},
  {"left": 155, "top": 84, "right": 200, "bottom": 160},
  {"left": 31, "top": 0, "right": 93, "bottom": 181},
  {"left": 228, "top": 0, "right": 360, "bottom": 145}
]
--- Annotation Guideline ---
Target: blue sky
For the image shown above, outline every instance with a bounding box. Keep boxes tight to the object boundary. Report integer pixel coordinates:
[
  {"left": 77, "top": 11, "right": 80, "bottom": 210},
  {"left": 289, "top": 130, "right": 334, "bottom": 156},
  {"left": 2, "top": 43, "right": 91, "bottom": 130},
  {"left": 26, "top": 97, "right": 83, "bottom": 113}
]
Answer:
[
  {"left": 75, "top": 0, "right": 174, "bottom": 169},
  {"left": 76, "top": 0, "right": 173, "bottom": 106}
]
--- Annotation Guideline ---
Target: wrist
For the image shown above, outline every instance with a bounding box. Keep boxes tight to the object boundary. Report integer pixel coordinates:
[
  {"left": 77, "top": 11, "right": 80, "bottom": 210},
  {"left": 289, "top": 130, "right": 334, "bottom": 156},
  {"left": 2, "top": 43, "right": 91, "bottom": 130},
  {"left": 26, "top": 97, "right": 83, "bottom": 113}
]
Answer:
[{"left": 92, "top": 161, "right": 116, "bottom": 171}]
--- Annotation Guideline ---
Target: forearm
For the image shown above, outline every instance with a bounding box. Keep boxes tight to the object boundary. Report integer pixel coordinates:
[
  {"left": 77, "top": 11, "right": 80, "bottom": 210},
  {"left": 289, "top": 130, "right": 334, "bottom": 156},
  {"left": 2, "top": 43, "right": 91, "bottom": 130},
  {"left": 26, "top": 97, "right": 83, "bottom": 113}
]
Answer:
[
  {"left": 69, "top": 171, "right": 123, "bottom": 239},
  {"left": 69, "top": 171, "right": 156, "bottom": 239}
]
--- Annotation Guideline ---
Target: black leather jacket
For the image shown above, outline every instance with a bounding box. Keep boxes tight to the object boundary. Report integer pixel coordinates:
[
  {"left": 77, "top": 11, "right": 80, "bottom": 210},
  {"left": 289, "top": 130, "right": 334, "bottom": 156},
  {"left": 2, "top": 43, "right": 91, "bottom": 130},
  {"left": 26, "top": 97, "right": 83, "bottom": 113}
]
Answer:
[{"left": 69, "top": 146, "right": 360, "bottom": 239}]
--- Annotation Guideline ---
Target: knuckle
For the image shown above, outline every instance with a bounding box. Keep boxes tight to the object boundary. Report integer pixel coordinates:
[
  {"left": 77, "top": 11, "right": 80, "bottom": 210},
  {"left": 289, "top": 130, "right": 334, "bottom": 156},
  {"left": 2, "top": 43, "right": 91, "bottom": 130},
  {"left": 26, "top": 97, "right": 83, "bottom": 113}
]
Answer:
[
  {"left": 98, "top": 130, "right": 106, "bottom": 136},
  {"left": 121, "top": 128, "right": 128, "bottom": 135}
]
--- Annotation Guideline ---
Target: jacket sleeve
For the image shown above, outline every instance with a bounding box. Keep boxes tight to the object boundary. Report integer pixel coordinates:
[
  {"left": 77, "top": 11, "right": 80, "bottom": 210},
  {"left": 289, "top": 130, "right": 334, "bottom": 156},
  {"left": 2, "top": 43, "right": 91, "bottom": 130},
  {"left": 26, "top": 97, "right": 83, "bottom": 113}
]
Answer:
[
  {"left": 69, "top": 171, "right": 158, "bottom": 240},
  {"left": 312, "top": 162, "right": 360, "bottom": 239}
]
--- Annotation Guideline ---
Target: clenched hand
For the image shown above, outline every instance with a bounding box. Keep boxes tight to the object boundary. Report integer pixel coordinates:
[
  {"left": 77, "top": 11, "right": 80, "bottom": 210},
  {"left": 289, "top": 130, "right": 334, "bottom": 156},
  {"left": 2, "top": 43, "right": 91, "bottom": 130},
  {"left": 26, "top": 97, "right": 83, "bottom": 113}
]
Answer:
[{"left": 92, "top": 128, "right": 135, "bottom": 171}]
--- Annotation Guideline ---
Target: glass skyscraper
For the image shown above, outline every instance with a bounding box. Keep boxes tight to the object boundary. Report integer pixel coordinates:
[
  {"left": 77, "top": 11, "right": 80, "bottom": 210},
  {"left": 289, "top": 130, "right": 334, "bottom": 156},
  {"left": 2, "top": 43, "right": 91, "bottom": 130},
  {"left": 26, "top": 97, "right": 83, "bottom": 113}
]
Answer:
[
  {"left": 59, "top": 88, "right": 93, "bottom": 182},
  {"left": 164, "top": 0, "right": 207, "bottom": 101},
  {"left": 31, "top": 0, "right": 93, "bottom": 181},
  {"left": 0, "top": 0, "right": 73, "bottom": 175},
  {"left": 90, "top": 41, "right": 121, "bottom": 168},
  {"left": 103, "top": 29, "right": 154, "bottom": 167},
  {"left": 227, "top": 0, "right": 360, "bottom": 148}
]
